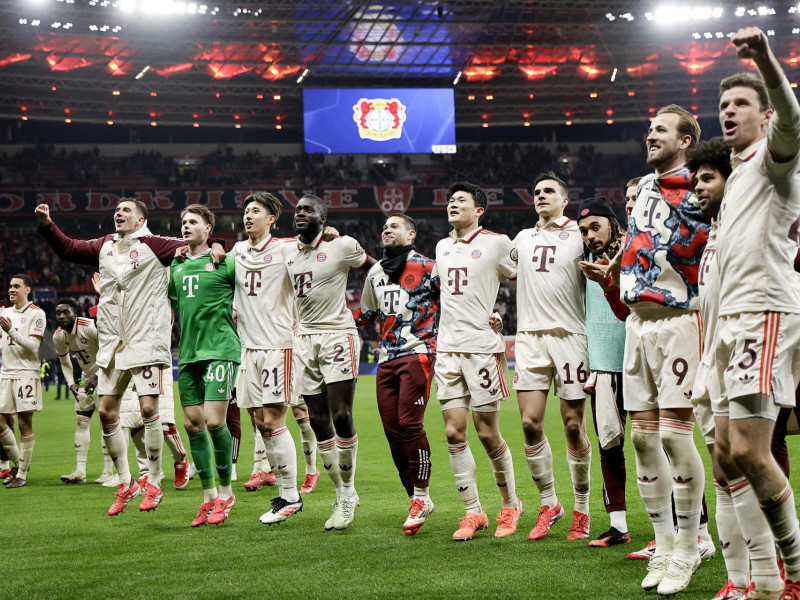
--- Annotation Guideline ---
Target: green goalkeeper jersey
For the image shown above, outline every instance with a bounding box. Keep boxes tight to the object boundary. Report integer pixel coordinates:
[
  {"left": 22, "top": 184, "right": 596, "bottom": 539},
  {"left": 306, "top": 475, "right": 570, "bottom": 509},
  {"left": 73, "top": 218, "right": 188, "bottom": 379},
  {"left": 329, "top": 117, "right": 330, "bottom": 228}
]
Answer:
[{"left": 169, "top": 251, "right": 241, "bottom": 365}]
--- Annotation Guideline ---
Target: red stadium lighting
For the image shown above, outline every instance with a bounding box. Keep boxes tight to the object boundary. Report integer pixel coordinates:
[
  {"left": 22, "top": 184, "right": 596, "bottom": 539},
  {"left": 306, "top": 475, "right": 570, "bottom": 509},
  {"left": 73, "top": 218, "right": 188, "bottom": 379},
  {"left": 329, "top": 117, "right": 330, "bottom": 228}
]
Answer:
[
  {"left": 51, "top": 86, "right": 57, "bottom": 91},
  {"left": 192, "top": 113, "right": 198, "bottom": 118},
  {"left": 564, "top": 111, "right": 571, "bottom": 117},
  {"left": 64, "top": 108, "right": 70, "bottom": 114},
  {"left": 150, "top": 92, "right": 158, "bottom": 97},
  {"left": 606, "top": 109, "right": 614, "bottom": 116},
  {"left": 21, "top": 106, "right": 27, "bottom": 111},
  {"left": 257, "top": 94, "right": 263, "bottom": 99},
  {"left": 628, "top": 91, "right": 636, "bottom": 96}
]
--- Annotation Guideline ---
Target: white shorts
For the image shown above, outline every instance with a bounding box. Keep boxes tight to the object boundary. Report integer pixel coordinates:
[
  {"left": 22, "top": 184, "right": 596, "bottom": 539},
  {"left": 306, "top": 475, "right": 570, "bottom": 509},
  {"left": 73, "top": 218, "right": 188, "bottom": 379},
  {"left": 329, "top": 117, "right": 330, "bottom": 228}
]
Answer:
[
  {"left": 119, "top": 386, "right": 143, "bottom": 430},
  {"left": 623, "top": 310, "right": 701, "bottom": 412},
  {"left": 75, "top": 389, "right": 101, "bottom": 413},
  {"left": 513, "top": 331, "right": 589, "bottom": 400},
  {"left": 0, "top": 377, "right": 42, "bottom": 414},
  {"left": 236, "top": 348, "right": 297, "bottom": 409},
  {"left": 691, "top": 360, "right": 717, "bottom": 445},
  {"left": 116, "top": 366, "right": 175, "bottom": 427},
  {"left": 295, "top": 332, "right": 360, "bottom": 396},
  {"left": 98, "top": 362, "right": 166, "bottom": 398},
  {"left": 435, "top": 351, "right": 510, "bottom": 410},
  {"left": 716, "top": 312, "right": 800, "bottom": 422}
]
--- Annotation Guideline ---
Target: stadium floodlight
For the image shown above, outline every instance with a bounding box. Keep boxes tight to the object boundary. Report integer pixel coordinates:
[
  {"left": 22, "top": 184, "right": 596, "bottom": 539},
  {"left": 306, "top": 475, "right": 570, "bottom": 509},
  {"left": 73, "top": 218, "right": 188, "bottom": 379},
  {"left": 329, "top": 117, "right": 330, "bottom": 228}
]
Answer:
[
  {"left": 653, "top": 4, "right": 723, "bottom": 23},
  {"left": 452, "top": 70, "right": 462, "bottom": 85},
  {"left": 135, "top": 65, "right": 150, "bottom": 79},
  {"left": 118, "top": 0, "right": 135, "bottom": 12}
]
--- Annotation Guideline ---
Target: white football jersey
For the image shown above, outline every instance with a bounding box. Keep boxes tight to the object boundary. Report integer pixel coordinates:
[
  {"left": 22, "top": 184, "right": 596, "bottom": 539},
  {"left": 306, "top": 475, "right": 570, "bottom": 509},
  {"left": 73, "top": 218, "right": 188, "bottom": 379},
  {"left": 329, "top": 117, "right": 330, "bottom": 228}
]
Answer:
[
  {"left": 717, "top": 136, "right": 800, "bottom": 316},
  {"left": 697, "top": 221, "right": 719, "bottom": 360},
  {"left": 513, "top": 216, "right": 586, "bottom": 334},
  {"left": 53, "top": 317, "right": 99, "bottom": 377},
  {"left": 232, "top": 235, "right": 296, "bottom": 350},
  {"left": 0, "top": 302, "right": 46, "bottom": 377},
  {"left": 284, "top": 232, "right": 367, "bottom": 334},
  {"left": 434, "top": 227, "right": 515, "bottom": 353}
]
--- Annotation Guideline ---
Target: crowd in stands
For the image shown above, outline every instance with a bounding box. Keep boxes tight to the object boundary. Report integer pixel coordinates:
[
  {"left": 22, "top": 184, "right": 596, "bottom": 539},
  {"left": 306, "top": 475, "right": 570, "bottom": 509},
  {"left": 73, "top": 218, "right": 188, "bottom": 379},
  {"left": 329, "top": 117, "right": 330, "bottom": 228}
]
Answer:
[{"left": 0, "top": 142, "right": 646, "bottom": 190}]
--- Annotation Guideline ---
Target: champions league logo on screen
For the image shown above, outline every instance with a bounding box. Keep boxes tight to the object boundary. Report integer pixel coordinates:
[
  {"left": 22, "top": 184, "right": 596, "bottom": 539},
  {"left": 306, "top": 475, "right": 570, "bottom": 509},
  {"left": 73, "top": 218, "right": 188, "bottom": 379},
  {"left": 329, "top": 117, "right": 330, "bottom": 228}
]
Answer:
[{"left": 353, "top": 98, "right": 407, "bottom": 142}]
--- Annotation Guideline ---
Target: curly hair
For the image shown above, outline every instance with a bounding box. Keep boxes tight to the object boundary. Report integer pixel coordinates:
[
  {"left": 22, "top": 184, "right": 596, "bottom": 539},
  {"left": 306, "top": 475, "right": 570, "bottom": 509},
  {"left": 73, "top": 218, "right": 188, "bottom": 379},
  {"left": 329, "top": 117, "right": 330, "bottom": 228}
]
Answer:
[{"left": 686, "top": 136, "right": 732, "bottom": 180}]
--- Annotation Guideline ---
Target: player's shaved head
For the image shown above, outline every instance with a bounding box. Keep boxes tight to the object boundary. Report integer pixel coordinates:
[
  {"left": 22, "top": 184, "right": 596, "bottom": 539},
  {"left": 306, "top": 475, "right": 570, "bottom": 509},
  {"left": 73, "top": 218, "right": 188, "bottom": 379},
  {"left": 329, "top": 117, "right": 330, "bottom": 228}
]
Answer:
[
  {"left": 56, "top": 297, "right": 78, "bottom": 312},
  {"left": 244, "top": 192, "right": 282, "bottom": 219},
  {"left": 392, "top": 213, "right": 416, "bottom": 231},
  {"left": 300, "top": 194, "right": 328, "bottom": 219}
]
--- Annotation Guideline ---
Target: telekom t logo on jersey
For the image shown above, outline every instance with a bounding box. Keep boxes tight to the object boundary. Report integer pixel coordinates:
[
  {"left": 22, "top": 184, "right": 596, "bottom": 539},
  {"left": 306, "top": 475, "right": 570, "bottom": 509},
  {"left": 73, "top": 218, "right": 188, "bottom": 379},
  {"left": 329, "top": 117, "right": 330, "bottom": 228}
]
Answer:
[
  {"left": 244, "top": 270, "right": 261, "bottom": 296},
  {"left": 531, "top": 245, "right": 556, "bottom": 272},
  {"left": 383, "top": 288, "right": 402, "bottom": 313},
  {"left": 294, "top": 271, "right": 313, "bottom": 298},
  {"left": 182, "top": 274, "right": 200, "bottom": 298},
  {"left": 447, "top": 267, "right": 468, "bottom": 295}
]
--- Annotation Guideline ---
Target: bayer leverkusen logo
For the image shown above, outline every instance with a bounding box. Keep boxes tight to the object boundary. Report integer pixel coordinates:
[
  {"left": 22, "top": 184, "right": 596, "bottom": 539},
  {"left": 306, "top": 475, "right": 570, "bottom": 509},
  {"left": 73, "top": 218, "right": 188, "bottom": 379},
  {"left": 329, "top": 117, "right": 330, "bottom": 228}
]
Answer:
[{"left": 353, "top": 98, "right": 407, "bottom": 141}]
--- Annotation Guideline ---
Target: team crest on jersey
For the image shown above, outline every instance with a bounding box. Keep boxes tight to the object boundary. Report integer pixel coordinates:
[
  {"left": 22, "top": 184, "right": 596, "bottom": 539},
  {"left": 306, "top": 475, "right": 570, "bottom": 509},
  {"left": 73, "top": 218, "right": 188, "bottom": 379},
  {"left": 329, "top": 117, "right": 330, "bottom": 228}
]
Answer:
[
  {"left": 316, "top": 252, "right": 327, "bottom": 263},
  {"left": 176, "top": 266, "right": 182, "bottom": 272},
  {"left": 510, "top": 248, "right": 518, "bottom": 261},
  {"left": 205, "top": 263, "right": 214, "bottom": 272},
  {"left": 471, "top": 249, "right": 482, "bottom": 259},
  {"left": 130, "top": 250, "right": 139, "bottom": 259},
  {"left": 434, "top": 382, "right": 439, "bottom": 393},
  {"left": 353, "top": 98, "right": 407, "bottom": 142},
  {"left": 559, "top": 231, "right": 570, "bottom": 240},
  {"left": 513, "top": 372, "right": 519, "bottom": 383},
  {"left": 263, "top": 254, "right": 273, "bottom": 264},
  {"left": 404, "top": 274, "right": 416, "bottom": 286},
  {"left": 80, "top": 337, "right": 87, "bottom": 344},
  {"left": 20, "top": 317, "right": 26, "bottom": 324}
]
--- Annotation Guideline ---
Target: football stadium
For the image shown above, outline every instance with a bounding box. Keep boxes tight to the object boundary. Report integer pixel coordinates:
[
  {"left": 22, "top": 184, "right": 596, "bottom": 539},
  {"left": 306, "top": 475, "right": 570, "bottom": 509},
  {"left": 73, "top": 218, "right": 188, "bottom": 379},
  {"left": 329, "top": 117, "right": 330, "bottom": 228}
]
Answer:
[{"left": 2, "top": 2, "right": 800, "bottom": 599}]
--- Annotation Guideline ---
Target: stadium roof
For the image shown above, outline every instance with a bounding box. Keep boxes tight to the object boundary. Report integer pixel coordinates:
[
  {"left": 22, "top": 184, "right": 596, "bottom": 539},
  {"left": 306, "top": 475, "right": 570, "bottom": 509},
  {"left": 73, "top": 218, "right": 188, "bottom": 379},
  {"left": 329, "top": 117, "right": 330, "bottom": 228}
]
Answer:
[{"left": 1, "top": 1, "right": 799, "bottom": 130}]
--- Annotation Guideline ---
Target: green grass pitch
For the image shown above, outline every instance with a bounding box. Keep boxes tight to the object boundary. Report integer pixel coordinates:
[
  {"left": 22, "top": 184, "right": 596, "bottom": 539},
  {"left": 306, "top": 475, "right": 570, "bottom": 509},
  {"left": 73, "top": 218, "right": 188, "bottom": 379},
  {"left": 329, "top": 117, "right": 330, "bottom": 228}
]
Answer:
[{"left": 3, "top": 376, "right": 799, "bottom": 599}]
